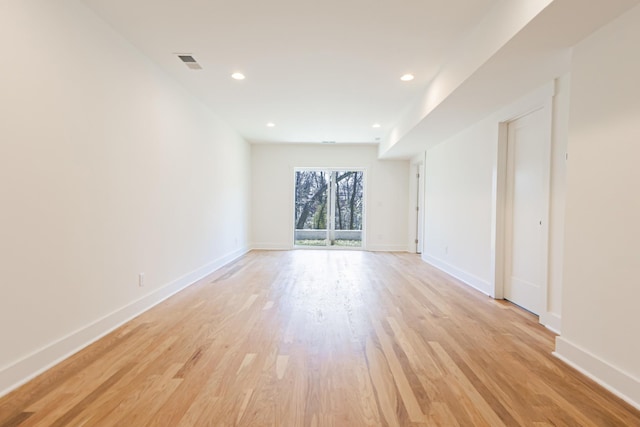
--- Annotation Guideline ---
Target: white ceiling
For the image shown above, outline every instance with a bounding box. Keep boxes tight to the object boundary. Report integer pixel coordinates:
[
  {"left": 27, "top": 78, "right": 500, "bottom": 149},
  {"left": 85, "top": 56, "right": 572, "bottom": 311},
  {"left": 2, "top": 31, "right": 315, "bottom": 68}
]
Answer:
[
  {"left": 81, "top": 0, "right": 498, "bottom": 144},
  {"left": 81, "top": 0, "right": 639, "bottom": 157}
]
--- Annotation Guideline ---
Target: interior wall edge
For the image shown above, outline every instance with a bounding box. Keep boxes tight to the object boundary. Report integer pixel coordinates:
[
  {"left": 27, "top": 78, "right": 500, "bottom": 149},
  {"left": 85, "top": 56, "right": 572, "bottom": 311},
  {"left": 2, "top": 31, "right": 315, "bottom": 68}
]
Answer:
[
  {"left": 0, "top": 246, "right": 250, "bottom": 399},
  {"left": 554, "top": 337, "right": 640, "bottom": 411}
]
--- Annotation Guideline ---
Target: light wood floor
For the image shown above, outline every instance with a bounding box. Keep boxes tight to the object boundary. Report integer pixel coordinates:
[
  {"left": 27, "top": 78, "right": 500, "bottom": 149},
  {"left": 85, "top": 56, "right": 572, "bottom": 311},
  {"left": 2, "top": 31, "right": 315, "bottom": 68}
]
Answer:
[{"left": 1, "top": 250, "right": 638, "bottom": 426}]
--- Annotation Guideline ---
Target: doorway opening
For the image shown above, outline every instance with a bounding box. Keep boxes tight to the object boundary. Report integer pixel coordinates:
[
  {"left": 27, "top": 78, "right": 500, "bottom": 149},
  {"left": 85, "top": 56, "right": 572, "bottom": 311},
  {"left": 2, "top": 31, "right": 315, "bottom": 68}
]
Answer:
[{"left": 294, "top": 169, "right": 365, "bottom": 248}]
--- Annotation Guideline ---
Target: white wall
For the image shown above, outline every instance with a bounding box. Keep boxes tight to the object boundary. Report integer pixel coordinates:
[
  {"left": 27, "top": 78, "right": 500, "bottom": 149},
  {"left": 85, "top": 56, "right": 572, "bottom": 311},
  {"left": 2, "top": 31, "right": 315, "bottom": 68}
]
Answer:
[
  {"left": 0, "top": 0, "right": 251, "bottom": 396},
  {"left": 251, "top": 144, "right": 409, "bottom": 251},
  {"left": 423, "top": 118, "right": 496, "bottom": 294},
  {"left": 555, "top": 4, "right": 640, "bottom": 408},
  {"left": 422, "top": 79, "right": 569, "bottom": 327}
]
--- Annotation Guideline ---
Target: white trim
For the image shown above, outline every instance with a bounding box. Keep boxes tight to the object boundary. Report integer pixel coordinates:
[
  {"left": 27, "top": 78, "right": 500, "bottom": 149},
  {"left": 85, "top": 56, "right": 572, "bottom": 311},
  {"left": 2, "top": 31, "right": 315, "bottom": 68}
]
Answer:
[
  {"left": 490, "top": 123, "right": 508, "bottom": 299},
  {"left": 367, "top": 244, "right": 410, "bottom": 252},
  {"left": 251, "top": 243, "right": 291, "bottom": 250},
  {"left": 491, "top": 81, "right": 555, "bottom": 323},
  {"left": 422, "top": 254, "right": 491, "bottom": 296},
  {"left": 252, "top": 245, "right": 408, "bottom": 253},
  {"left": 554, "top": 337, "right": 640, "bottom": 410},
  {"left": 408, "top": 152, "right": 426, "bottom": 255},
  {"left": 0, "top": 247, "right": 250, "bottom": 398},
  {"left": 540, "top": 312, "right": 562, "bottom": 334},
  {"left": 497, "top": 81, "right": 555, "bottom": 123},
  {"left": 294, "top": 245, "right": 366, "bottom": 251}
]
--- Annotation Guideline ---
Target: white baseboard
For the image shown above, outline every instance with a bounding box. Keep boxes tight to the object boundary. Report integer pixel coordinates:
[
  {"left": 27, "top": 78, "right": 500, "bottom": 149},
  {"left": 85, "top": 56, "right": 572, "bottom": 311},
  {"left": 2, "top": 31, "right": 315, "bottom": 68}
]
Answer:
[
  {"left": 366, "top": 244, "right": 409, "bottom": 252},
  {"left": 412, "top": 255, "right": 562, "bottom": 333},
  {"left": 251, "top": 243, "right": 409, "bottom": 252},
  {"left": 421, "top": 253, "right": 491, "bottom": 296},
  {"left": 0, "top": 247, "right": 250, "bottom": 398},
  {"left": 251, "top": 243, "right": 291, "bottom": 250},
  {"left": 540, "top": 312, "right": 562, "bottom": 334},
  {"left": 554, "top": 337, "right": 640, "bottom": 410}
]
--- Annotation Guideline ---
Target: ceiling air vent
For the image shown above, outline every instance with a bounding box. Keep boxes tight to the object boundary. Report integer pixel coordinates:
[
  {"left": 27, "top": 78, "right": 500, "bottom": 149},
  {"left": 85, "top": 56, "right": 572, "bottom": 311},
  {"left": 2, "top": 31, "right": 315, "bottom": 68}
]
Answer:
[
  {"left": 177, "top": 54, "right": 203, "bottom": 70},
  {"left": 321, "top": 141, "right": 337, "bottom": 144}
]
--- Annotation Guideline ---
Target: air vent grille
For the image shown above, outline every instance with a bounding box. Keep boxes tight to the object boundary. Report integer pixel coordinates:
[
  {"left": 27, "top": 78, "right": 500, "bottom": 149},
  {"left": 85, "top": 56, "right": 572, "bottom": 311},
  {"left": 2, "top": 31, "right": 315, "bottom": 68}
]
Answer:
[{"left": 176, "top": 54, "right": 202, "bottom": 70}]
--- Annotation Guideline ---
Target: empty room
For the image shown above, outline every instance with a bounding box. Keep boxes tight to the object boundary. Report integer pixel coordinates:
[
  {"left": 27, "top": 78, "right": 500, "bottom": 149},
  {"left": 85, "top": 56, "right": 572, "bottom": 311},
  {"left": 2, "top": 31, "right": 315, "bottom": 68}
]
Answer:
[{"left": 1, "top": 0, "right": 639, "bottom": 425}]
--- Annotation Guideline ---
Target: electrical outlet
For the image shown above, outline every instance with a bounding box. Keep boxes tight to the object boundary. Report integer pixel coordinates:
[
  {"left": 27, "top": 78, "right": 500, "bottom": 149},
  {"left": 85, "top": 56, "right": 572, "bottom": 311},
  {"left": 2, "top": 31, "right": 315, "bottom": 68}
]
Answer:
[{"left": 138, "top": 273, "right": 145, "bottom": 287}]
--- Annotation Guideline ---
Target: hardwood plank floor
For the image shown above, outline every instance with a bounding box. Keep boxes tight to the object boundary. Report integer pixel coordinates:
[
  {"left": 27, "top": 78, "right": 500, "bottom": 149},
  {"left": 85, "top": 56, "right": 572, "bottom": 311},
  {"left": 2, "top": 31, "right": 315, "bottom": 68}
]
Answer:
[{"left": 1, "top": 250, "right": 638, "bottom": 426}]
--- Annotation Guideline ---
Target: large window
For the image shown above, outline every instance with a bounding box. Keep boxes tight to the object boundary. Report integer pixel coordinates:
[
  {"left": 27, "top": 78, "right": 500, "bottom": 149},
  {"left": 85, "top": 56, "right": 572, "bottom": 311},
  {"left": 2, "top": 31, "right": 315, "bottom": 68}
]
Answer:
[{"left": 294, "top": 169, "right": 364, "bottom": 248}]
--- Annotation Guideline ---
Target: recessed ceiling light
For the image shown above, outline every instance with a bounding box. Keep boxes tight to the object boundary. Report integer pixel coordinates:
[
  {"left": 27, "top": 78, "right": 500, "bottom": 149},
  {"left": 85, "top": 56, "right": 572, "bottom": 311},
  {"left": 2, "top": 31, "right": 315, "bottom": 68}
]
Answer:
[
  {"left": 231, "top": 72, "right": 245, "bottom": 80},
  {"left": 266, "top": 122, "right": 275, "bottom": 127},
  {"left": 372, "top": 123, "right": 381, "bottom": 128},
  {"left": 400, "top": 74, "right": 414, "bottom": 81}
]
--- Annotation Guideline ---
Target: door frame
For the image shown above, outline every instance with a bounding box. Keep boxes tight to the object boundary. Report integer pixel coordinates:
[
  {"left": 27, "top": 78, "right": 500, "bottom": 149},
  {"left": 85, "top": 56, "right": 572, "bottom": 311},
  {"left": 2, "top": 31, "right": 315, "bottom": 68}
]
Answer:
[
  {"left": 491, "top": 82, "right": 553, "bottom": 318},
  {"left": 415, "top": 162, "right": 425, "bottom": 254},
  {"left": 292, "top": 167, "right": 367, "bottom": 250},
  {"left": 408, "top": 159, "right": 425, "bottom": 254}
]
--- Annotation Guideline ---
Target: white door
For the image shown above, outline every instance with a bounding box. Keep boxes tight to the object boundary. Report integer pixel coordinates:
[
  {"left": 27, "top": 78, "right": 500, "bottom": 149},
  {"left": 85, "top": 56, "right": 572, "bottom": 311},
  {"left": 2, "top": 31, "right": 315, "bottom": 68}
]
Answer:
[{"left": 504, "top": 108, "right": 548, "bottom": 315}]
